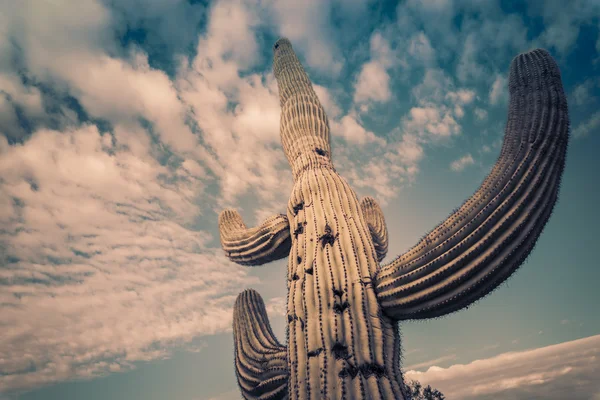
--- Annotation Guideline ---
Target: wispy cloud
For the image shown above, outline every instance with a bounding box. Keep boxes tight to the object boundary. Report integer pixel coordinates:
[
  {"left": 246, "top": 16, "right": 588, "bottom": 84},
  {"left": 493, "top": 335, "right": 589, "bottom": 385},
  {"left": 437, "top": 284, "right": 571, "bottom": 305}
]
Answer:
[
  {"left": 572, "top": 112, "right": 600, "bottom": 139},
  {"left": 451, "top": 153, "right": 475, "bottom": 172},
  {"left": 489, "top": 74, "right": 508, "bottom": 106},
  {"left": 406, "top": 354, "right": 458, "bottom": 371}
]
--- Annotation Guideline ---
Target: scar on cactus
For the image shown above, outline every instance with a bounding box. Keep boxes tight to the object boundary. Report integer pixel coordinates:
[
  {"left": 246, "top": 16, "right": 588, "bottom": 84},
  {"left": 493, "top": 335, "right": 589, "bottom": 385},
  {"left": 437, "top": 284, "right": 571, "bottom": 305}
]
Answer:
[{"left": 219, "top": 38, "right": 570, "bottom": 400}]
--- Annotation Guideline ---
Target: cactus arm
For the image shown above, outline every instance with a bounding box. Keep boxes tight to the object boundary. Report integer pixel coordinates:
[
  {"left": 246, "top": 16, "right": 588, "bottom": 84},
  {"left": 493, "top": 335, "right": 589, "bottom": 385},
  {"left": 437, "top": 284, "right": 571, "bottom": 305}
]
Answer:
[
  {"left": 360, "top": 197, "right": 389, "bottom": 262},
  {"left": 233, "top": 289, "right": 289, "bottom": 400},
  {"left": 218, "top": 209, "right": 292, "bottom": 266},
  {"left": 374, "top": 49, "right": 569, "bottom": 321}
]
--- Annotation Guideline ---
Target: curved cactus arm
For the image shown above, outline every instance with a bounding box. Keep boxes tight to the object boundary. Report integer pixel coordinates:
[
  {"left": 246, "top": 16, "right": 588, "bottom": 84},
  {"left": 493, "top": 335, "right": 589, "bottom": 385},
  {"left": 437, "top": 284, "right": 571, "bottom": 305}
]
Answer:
[
  {"left": 374, "top": 49, "right": 569, "bottom": 321},
  {"left": 360, "top": 196, "right": 389, "bottom": 262},
  {"left": 233, "top": 289, "right": 289, "bottom": 400},
  {"left": 218, "top": 209, "right": 292, "bottom": 266}
]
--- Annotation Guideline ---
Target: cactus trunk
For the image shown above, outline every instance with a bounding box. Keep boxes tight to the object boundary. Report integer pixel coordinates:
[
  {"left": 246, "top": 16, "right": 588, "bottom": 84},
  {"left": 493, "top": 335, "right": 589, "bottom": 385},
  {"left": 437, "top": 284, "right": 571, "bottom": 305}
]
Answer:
[
  {"left": 286, "top": 167, "right": 405, "bottom": 399},
  {"left": 274, "top": 38, "right": 406, "bottom": 399}
]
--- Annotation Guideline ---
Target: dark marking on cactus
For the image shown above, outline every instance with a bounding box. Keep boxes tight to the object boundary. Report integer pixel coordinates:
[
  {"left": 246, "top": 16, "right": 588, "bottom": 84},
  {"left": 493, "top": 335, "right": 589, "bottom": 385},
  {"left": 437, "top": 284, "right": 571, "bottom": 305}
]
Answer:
[
  {"left": 291, "top": 273, "right": 300, "bottom": 281},
  {"left": 297, "top": 256, "right": 302, "bottom": 264},
  {"left": 338, "top": 364, "right": 358, "bottom": 379},
  {"left": 293, "top": 202, "right": 304, "bottom": 215},
  {"left": 332, "top": 288, "right": 344, "bottom": 298},
  {"left": 305, "top": 266, "right": 313, "bottom": 275},
  {"left": 288, "top": 314, "right": 304, "bottom": 327},
  {"left": 331, "top": 343, "right": 351, "bottom": 360},
  {"left": 332, "top": 301, "right": 350, "bottom": 314},
  {"left": 293, "top": 223, "right": 304, "bottom": 237},
  {"left": 307, "top": 348, "right": 324, "bottom": 358},
  {"left": 359, "top": 363, "right": 386, "bottom": 378},
  {"left": 319, "top": 224, "right": 338, "bottom": 248},
  {"left": 315, "top": 147, "right": 327, "bottom": 157}
]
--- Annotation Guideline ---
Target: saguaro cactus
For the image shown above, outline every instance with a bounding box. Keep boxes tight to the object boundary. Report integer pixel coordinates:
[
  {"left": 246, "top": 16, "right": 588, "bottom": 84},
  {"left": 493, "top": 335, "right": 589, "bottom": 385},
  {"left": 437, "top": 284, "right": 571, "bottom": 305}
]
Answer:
[{"left": 219, "top": 38, "right": 569, "bottom": 400}]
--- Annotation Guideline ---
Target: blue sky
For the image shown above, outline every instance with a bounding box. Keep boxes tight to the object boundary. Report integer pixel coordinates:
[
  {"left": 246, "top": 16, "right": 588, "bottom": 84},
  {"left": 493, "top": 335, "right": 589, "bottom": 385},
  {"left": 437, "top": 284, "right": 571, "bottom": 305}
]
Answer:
[{"left": 1, "top": 0, "right": 599, "bottom": 399}]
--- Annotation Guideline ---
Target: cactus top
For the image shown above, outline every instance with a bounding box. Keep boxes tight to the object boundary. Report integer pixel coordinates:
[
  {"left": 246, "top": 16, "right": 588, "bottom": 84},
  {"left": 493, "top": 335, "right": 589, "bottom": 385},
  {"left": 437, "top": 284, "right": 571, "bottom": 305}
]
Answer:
[{"left": 273, "top": 38, "right": 333, "bottom": 180}]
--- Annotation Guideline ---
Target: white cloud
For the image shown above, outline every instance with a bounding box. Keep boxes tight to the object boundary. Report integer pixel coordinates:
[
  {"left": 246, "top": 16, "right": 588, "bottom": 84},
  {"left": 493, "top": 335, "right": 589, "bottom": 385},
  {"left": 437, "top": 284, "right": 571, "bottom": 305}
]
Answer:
[
  {"left": 0, "top": 124, "right": 258, "bottom": 392},
  {"left": 331, "top": 113, "right": 386, "bottom": 145},
  {"left": 489, "top": 74, "right": 508, "bottom": 106},
  {"left": 408, "top": 31, "right": 436, "bottom": 66},
  {"left": 266, "top": 0, "right": 342, "bottom": 75},
  {"left": 265, "top": 296, "right": 287, "bottom": 317},
  {"left": 450, "top": 153, "right": 475, "bottom": 171},
  {"left": 406, "top": 354, "right": 458, "bottom": 371},
  {"left": 403, "top": 106, "right": 460, "bottom": 138},
  {"left": 446, "top": 88, "right": 475, "bottom": 119},
  {"left": 529, "top": 0, "right": 600, "bottom": 55},
  {"left": 412, "top": 68, "right": 452, "bottom": 104},
  {"left": 354, "top": 61, "right": 392, "bottom": 103},
  {"left": 572, "top": 111, "right": 600, "bottom": 139},
  {"left": 455, "top": 14, "right": 528, "bottom": 84},
  {"left": 0, "top": 0, "right": 298, "bottom": 392},
  {"left": 570, "top": 78, "right": 598, "bottom": 106},
  {"left": 405, "top": 334, "right": 600, "bottom": 400},
  {"left": 474, "top": 107, "right": 488, "bottom": 121},
  {"left": 354, "top": 32, "right": 396, "bottom": 104}
]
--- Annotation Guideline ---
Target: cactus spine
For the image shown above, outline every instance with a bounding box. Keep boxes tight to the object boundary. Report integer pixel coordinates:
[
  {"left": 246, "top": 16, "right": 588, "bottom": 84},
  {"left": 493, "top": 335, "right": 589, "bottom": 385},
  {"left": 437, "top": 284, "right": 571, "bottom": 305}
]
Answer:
[{"left": 219, "top": 39, "right": 570, "bottom": 400}]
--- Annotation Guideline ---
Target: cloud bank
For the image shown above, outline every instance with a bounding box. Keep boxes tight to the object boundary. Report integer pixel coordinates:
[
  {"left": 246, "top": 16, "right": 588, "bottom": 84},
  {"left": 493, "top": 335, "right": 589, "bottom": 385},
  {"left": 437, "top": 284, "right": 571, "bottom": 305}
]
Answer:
[{"left": 405, "top": 335, "right": 600, "bottom": 400}]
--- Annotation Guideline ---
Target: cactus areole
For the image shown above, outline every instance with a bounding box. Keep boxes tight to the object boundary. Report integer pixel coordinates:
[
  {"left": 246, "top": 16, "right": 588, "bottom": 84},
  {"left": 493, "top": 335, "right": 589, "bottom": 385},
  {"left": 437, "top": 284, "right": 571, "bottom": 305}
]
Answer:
[{"left": 218, "top": 38, "right": 570, "bottom": 400}]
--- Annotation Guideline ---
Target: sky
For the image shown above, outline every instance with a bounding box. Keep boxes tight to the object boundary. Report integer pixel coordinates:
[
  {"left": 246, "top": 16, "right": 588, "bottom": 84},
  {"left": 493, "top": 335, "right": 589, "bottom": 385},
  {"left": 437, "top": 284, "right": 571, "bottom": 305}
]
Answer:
[{"left": 0, "top": 0, "right": 599, "bottom": 399}]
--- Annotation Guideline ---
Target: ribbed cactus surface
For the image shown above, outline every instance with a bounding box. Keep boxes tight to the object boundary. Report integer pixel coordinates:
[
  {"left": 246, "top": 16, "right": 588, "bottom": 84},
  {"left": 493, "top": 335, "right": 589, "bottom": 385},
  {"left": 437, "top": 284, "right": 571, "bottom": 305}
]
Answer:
[{"left": 218, "top": 39, "right": 569, "bottom": 400}]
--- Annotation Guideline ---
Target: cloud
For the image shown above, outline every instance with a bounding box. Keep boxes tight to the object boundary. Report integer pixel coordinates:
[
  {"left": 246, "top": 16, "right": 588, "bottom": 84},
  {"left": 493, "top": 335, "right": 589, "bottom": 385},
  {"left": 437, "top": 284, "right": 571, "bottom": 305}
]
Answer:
[
  {"left": 570, "top": 78, "right": 599, "bottom": 106},
  {"left": 406, "top": 354, "right": 458, "bottom": 371},
  {"left": 448, "top": 10, "right": 529, "bottom": 85},
  {"left": 474, "top": 108, "right": 488, "bottom": 121},
  {"left": 354, "top": 32, "right": 396, "bottom": 104},
  {"left": 572, "top": 112, "right": 600, "bottom": 139},
  {"left": 265, "top": 296, "right": 287, "bottom": 317},
  {"left": 403, "top": 106, "right": 460, "bottom": 138},
  {"left": 450, "top": 153, "right": 475, "bottom": 171},
  {"left": 528, "top": 0, "right": 600, "bottom": 55},
  {"left": 408, "top": 31, "right": 436, "bottom": 66},
  {"left": 0, "top": 124, "right": 258, "bottom": 392},
  {"left": 266, "top": 0, "right": 343, "bottom": 75},
  {"left": 354, "top": 61, "right": 392, "bottom": 103},
  {"left": 446, "top": 88, "right": 475, "bottom": 119},
  {"left": 489, "top": 74, "right": 508, "bottom": 106},
  {"left": 405, "top": 334, "right": 600, "bottom": 400},
  {"left": 0, "top": 0, "right": 296, "bottom": 392}
]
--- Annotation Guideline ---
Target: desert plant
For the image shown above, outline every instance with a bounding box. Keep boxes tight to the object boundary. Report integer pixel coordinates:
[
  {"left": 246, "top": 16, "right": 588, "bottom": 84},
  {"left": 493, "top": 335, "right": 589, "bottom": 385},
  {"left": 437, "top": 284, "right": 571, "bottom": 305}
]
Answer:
[
  {"left": 406, "top": 379, "right": 445, "bottom": 400},
  {"left": 218, "top": 38, "right": 569, "bottom": 399}
]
